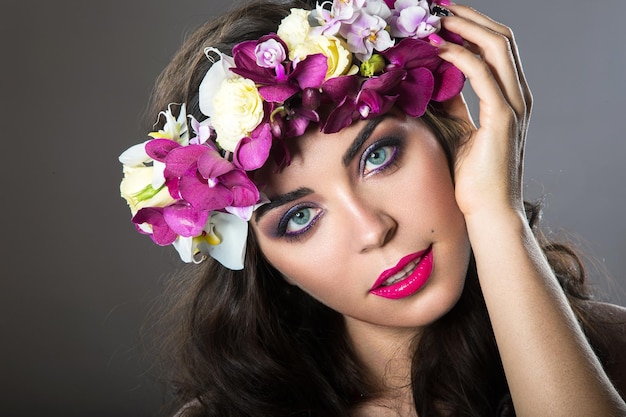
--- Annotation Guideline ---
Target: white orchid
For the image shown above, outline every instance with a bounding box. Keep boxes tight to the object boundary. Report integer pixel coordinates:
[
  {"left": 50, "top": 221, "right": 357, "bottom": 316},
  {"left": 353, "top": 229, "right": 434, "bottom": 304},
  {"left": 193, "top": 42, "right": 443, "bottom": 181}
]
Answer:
[{"left": 172, "top": 211, "right": 249, "bottom": 269}]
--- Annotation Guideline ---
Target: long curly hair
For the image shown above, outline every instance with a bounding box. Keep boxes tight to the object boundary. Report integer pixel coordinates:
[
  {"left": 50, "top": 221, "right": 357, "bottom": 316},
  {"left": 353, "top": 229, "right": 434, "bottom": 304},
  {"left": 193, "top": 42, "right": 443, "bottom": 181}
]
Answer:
[{"left": 144, "top": 1, "right": 598, "bottom": 416}]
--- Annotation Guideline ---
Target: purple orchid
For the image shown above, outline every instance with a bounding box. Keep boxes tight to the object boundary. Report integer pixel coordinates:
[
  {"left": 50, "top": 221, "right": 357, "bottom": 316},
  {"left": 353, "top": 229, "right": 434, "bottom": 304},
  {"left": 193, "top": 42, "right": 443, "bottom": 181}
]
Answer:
[
  {"left": 382, "top": 38, "right": 464, "bottom": 112},
  {"left": 255, "top": 38, "right": 287, "bottom": 70},
  {"left": 233, "top": 122, "right": 273, "bottom": 171},
  {"left": 321, "top": 71, "right": 403, "bottom": 133},
  {"left": 389, "top": 0, "right": 441, "bottom": 39},
  {"left": 311, "top": 0, "right": 365, "bottom": 36},
  {"left": 230, "top": 34, "right": 328, "bottom": 103},
  {"left": 189, "top": 116, "right": 213, "bottom": 145},
  {"left": 121, "top": 3, "right": 469, "bottom": 267},
  {"left": 341, "top": 11, "right": 394, "bottom": 61}
]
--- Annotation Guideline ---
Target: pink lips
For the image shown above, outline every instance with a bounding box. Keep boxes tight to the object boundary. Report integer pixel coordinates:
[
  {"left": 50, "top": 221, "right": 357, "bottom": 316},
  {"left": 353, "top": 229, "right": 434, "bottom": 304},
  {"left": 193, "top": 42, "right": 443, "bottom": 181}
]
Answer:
[{"left": 370, "top": 246, "right": 434, "bottom": 299}]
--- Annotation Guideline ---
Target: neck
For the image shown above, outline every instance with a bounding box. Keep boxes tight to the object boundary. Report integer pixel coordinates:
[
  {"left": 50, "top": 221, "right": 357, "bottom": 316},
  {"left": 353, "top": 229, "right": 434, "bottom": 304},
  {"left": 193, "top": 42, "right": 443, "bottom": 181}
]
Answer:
[{"left": 344, "top": 316, "right": 421, "bottom": 414}]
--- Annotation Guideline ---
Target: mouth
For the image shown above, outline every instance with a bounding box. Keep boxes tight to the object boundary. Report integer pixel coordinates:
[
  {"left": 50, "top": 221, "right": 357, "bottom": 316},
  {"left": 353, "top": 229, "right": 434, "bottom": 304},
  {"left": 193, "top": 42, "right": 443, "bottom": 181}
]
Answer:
[{"left": 370, "top": 246, "right": 433, "bottom": 300}]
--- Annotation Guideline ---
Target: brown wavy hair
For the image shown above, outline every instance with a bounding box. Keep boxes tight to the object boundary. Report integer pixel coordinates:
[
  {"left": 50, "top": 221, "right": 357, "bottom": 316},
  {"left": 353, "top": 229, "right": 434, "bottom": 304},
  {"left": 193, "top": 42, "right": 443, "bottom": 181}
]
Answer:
[{"left": 144, "top": 1, "right": 598, "bottom": 416}]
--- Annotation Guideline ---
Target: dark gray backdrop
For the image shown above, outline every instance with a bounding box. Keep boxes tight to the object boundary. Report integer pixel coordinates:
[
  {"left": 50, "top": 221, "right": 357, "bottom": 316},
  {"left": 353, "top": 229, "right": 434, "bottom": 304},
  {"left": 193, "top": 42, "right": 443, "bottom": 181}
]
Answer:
[{"left": 2, "top": 1, "right": 625, "bottom": 416}]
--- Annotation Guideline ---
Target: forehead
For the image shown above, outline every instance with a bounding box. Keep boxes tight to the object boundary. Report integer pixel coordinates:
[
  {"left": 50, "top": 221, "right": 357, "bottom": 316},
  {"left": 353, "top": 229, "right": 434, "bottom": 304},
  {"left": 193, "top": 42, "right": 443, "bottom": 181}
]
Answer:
[
  {"left": 252, "top": 112, "right": 436, "bottom": 197},
  {"left": 253, "top": 116, "right": 379, "bottom": 191}
]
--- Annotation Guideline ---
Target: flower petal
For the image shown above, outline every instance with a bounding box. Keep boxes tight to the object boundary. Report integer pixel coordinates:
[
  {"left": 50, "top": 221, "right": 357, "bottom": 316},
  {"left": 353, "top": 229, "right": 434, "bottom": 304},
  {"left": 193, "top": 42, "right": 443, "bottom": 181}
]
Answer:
[
  {"left": 321, "top": 74, "right": 360, "bottom": 102},
  {"left": 202, "top": 212, "right": 248, "bottom": 270},
  {"left": 219, "top": 170, "right": 260, "bottom": 207},
  {"left": 396, "top": 66, "right": 434, "bottom": 116},
  {"left": 258, "top": 83, "right": 300, "bottom": 103},
  {"left": 163, "top": 144, "right": 207, "bottom": 177},
  {"left": 178, "top": 173, "right": 233, "bottom": 212},
  {"left": 172, "top": 236, "right": 194, "bottom": 263},
  {"left": 431, "top": 61, "right": 466, "bottom": 102},
  {"left": 322, "top": 96, "right": 358, "bottom": 134},
  {"left": 132, "top": 207, "right": 178, "bottom": 245},
  {"left": 198, "top": 48, "right": 236, "bottom": 117},
  {"left": 145, "top": 138, "right": 181, "bottom": 162},
  {"left": 291, "top": 53, "right": 328, "bottom": 89},
  {"left": 197, "top": 148, "right": 235, "bottom": 179},
  {"left": 234, "top": 123, "right": 272, "bottom": 170},
  {"left": 119, "top": 141, "right": 152, "bottom": 166},
  {"left": 163, "top": 202, "right": 209, "bottom": 237}
]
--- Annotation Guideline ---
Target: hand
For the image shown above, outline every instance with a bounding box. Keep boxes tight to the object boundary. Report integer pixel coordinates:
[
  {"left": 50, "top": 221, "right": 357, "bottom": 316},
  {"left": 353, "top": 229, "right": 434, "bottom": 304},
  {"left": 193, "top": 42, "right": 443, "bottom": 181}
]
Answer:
[{"left": 431, "top": 4, "right": 533, "bottom": 218}]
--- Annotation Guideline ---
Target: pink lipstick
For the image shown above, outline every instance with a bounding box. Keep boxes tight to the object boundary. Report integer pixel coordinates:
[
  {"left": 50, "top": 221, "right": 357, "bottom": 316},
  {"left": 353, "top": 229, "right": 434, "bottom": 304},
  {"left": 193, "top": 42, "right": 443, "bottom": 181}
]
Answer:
[{"left": 370, "top": 246, "right": 433, "bottom": 299}]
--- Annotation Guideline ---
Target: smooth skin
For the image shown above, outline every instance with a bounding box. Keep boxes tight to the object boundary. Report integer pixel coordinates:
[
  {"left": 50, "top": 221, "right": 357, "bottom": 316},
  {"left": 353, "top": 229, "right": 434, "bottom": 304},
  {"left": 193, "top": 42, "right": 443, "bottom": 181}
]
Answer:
[
  {"left": 436, "top": 4, "right": 626, "bottom": 416},
  {"left": 254, "top": 3, "right": 626, "bottom": 416}
]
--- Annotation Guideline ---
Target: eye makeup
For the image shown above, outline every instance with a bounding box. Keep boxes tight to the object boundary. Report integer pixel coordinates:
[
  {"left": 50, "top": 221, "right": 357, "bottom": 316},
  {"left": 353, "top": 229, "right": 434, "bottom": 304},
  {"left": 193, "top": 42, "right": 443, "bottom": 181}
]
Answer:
[
  {"left": 257, "top": 119, "right": 409, "bottom": 242},
  {"left": 360, "top": 136, "right": 403, "bottom": 177},
  {"left": 276, "top": 204, "right": 324, "bottom": 240}
]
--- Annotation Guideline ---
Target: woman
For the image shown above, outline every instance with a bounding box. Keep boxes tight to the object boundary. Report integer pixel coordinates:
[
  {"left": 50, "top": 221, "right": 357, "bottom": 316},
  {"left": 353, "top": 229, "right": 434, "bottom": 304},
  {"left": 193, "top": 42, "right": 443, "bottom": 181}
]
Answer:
[{"left": 119, "top": 0, "right": 626, "bottom": 415}]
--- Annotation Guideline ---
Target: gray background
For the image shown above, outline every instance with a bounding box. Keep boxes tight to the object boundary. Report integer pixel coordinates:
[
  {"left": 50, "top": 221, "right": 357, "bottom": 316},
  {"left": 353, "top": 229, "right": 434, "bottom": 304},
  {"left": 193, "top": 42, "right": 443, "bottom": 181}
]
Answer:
[{"left": 2, "top": 0, "right": 624, "bottom": 416}]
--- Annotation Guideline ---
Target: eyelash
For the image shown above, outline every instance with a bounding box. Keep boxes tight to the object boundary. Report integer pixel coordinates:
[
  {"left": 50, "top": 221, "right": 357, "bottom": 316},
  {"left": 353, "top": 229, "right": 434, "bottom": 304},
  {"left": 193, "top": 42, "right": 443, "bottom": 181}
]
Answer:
[
  {"left": 360, "top": 137, "right": 402, "bottom": 176},
  {"left": 276, "top": 137, "right": 403, "bottom": 240},
  {"left": 277, "top": 204, "right": 323, "bottom": 240}
]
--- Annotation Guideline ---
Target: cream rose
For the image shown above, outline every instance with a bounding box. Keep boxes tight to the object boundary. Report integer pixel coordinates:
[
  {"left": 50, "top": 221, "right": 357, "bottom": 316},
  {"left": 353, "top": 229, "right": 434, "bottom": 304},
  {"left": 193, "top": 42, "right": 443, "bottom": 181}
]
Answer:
[
  {"left": 120, "top": 165, "right": 176, "bottom": 216},
  {"left": 291, "top": 35, "right": 355, "bottom": 79},
  {"left": 278, "top": 9, "right": 355, "bottom": 79},
  {"left": 211, "top": 77, "right": 264, "bottom": 152},
  {"left": 277, "top": 8, "right": 311, "bottom": 53}
]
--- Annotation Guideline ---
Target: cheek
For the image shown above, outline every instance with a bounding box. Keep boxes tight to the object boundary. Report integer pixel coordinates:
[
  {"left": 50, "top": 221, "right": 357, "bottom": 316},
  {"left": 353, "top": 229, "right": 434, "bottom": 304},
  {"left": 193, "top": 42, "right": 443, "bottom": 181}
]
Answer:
[
  {"left": 252, "top": 227, "right": 340, "bottom": 291},
  {"left": 397, "top": 150, "right": 461, "bottom": 222}
]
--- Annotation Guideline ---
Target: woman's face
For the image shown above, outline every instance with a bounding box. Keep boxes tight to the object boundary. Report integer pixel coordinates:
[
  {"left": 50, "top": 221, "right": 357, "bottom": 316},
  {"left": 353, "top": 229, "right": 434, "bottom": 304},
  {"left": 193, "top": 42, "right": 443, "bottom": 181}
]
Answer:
[{"left": 251, "top": 112, "right": 471, "bottom": 331}]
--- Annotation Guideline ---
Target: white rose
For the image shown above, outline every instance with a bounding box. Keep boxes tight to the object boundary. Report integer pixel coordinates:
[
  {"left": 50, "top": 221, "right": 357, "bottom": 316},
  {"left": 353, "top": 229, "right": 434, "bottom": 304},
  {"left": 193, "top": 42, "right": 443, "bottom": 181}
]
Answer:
[
  {"left": 120, "top": 165, "right": 176, "bottom": 215},
  {"left": 277, "top": 8, "right": 311, "bottom": 53},
  {"left": 211, "top": 77, "right": 264, "bottom": 152}
]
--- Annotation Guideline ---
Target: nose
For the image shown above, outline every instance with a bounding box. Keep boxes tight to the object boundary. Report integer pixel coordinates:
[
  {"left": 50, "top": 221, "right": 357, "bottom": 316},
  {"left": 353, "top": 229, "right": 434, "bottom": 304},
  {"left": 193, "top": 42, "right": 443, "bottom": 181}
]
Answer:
[{"left": 341, "top": 191, "right": 396, "bottom": 254}]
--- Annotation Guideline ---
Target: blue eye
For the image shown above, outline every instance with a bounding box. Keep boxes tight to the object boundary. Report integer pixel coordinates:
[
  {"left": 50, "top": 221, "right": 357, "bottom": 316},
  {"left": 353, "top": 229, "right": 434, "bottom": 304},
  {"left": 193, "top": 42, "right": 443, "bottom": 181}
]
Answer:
[
  {"left": 279, "top": 205, "right": 323, "bottom": 238},
  {"left": 362, "top": 142, "right": 398, "bottom": 175}
]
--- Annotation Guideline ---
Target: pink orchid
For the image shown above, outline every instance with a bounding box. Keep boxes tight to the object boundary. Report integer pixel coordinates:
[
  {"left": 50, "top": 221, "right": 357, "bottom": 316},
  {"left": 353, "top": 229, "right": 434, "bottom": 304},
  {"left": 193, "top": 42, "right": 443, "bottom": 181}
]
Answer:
[
  {"left": 133, "top": 203, "right": 210, "bottom": 245},
  {"left": 120, "top": 3, "right": 468, "bottom": 266},
  {"left": 144, "top": 139, "right": 260, "bottom": 219}
]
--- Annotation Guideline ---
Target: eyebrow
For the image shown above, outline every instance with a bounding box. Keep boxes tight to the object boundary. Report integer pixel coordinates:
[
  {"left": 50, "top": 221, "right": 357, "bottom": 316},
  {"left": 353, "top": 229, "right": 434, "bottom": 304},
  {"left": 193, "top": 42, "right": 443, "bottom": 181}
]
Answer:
[
  {"left": 254, "top": 187, "right": 314, "bottom": 222},
  {"left": 254, "top": 116, "right": 388, "bottom": 223},
  {"left": 341, "top": 115, "right": 387, "bottom": 167}
]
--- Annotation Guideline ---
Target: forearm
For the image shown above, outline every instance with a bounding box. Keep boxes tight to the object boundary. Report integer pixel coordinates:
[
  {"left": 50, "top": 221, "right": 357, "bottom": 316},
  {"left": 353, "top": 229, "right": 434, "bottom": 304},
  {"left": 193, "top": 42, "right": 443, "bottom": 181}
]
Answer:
[{"left": 466, "top": 208, "right": 626, "bottom": 416}]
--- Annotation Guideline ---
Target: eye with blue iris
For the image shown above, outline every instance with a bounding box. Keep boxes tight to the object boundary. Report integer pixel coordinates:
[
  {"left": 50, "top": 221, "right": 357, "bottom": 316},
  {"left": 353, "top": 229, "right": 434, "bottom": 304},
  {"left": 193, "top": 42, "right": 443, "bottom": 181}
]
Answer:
[
  {"left": 361, "top": 137, "right": 401, "bottom": 176},
  {"left": 279, "top": 205, "right": 323, "bottom": 238}
]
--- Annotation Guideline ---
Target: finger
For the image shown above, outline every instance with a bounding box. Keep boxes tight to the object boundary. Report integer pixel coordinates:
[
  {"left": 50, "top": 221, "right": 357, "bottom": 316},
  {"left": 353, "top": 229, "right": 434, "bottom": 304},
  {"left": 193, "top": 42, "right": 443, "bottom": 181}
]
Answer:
[
  {"left": 440, "top": 14, "right": 527, "bottom": 119},
  {"left": 445, "top": 4, "right": 533, "bottom": 115},
  {"left": 430, "top": 34, "right": 516, "bottom": 134}
]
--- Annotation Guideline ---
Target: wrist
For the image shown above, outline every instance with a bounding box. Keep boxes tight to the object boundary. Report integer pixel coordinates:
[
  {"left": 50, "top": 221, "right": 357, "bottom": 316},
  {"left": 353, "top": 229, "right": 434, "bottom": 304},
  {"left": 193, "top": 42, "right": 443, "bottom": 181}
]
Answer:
[{"left": 463, "top": 205, "right": 529, "bottom": 240}]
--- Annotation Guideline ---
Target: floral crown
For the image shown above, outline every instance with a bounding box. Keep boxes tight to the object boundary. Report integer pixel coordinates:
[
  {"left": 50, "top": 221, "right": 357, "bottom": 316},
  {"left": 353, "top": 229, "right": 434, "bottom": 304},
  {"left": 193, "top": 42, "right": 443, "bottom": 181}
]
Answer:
[{"left": 119, "top": 0, "right": 464, "bottom": 270}]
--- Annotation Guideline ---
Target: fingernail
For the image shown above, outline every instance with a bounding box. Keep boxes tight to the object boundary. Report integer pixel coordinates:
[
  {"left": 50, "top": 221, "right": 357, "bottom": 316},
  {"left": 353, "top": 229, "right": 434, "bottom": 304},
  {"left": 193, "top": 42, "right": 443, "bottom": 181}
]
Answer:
[
  {"left": 436, "top": 0, "right": 454, "bottom": 6},
  {"left": 428, "top": 33, "right": 446, "bottom": 46}
]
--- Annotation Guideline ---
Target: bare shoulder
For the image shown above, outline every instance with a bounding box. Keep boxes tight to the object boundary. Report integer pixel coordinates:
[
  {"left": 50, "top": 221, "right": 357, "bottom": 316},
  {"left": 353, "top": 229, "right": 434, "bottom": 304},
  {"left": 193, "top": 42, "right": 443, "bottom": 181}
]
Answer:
[{"left": 580, "top": 300, "right": 626, "bottom": 398}]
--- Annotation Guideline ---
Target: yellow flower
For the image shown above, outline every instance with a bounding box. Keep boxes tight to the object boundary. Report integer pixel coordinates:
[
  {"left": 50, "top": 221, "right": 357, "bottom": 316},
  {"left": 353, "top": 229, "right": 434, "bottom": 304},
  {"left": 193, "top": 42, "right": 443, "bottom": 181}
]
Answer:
[
  {"left": 291, "top": 35, "right": 356, "bottom": 79},
  {"left": 212, "top": 77, "right": 264, "bottom": 152},
  {"left": 120, "top": 165, "right": 176, "bottom": 216},
  {"left": 278, "top": 9, "right": 356, "bottom": 79}
]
